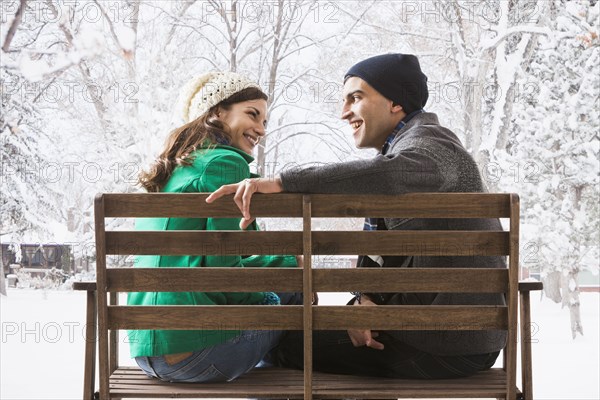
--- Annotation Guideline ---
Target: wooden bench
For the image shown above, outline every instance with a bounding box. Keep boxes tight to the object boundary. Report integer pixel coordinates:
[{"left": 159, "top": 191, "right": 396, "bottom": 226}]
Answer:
[{"left": 74, "top": 192, "right": 542, "bottom": 399}]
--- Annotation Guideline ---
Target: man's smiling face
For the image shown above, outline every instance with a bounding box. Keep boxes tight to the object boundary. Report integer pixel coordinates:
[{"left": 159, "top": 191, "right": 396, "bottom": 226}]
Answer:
[{"left": 341, "top": 77, "right": 405, "bottom": 150}]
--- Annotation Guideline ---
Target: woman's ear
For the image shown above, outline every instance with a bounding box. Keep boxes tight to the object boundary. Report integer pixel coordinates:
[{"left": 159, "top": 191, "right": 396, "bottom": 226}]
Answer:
[{"left": 215, "top": 106, "right": 230, "bottom": 121}]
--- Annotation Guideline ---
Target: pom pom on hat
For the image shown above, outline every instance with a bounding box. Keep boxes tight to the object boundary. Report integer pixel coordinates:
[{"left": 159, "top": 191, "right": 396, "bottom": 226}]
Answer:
[
  {"left": 345, "top": 54, "right": 428, "bottom": 114},
  {"left": 176, "top": 71, "right": 262, "bottom": 123}
]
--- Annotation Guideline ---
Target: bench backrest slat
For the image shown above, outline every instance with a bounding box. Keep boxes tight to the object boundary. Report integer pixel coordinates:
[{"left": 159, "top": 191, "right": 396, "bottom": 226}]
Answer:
[
  {"left": 105, "top": 267, "right": 507, "bottom": 293},
  {"left": 106, "top": 268, "right": 303, "bottom": 292},
  {"left": 313, "top": 306, "right": 508, "bottom": 330},
  {"left": 309, "top": 193, "right": 511, "bottom": 218},
  {"left": 105, "top": 231, "right": 303, "bottom": 255},
  {"left": 101, "top": 193, "right": 511, "bottom": 218},
  {"left": 107, "top": 305, "right": 304, "bottom": 330},
  {"left": 312, "top": 231, "right": 509, "bottom": 255},
  {"left": 103, "top": 231, "right": 508, "bottom": 256},
  {"left": 106, "top": 305, "right": 506, "bottom": 331},
  {"left": 313, "top": 268, "right": 508, "bottom": 293},
  {"left": 103, "top": 193, "right": 304, "bottom": 218}
]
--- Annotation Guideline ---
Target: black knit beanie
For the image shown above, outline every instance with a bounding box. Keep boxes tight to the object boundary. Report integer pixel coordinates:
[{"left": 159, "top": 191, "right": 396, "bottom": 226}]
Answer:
[{"left": 345, "top": 54, "right": 428, "bottom": 114}]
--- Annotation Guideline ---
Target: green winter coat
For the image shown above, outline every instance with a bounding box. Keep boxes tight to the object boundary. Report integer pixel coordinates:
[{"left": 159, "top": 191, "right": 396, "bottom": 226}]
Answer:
[{"left": 127, "top": 145, "right": 297, "bottom": 357}]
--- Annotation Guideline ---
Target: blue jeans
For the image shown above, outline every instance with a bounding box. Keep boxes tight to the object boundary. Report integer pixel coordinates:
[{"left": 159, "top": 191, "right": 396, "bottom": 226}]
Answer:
[{"left": 135, "top": 292, "right": 302, "bottom": 383}]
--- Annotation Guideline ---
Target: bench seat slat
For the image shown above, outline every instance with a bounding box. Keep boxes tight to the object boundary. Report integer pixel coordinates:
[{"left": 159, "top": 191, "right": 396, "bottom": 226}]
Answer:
[
  {"left": 109, "top": 370, "right": 507, "bottom": 383},
  {"left": 108, "top": 367, "right": 513, "bottom": 398}
]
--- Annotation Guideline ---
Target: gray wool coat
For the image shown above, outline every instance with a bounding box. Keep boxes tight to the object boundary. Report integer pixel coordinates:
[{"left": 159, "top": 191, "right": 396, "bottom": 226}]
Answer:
[{"left": 280, "top": 112, "right": 507, "bottom": 356}]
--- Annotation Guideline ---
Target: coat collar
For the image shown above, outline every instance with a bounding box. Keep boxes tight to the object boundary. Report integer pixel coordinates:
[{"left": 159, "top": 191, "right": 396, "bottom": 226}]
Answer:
[{"left": 400, "top": 111, "right": 439, "bottom": 133}]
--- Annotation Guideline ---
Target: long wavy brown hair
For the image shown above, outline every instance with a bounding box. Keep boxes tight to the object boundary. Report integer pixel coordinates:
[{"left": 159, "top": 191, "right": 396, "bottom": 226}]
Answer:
[{"left": 139, "top": 87, "right": 268, "bottom": 192}]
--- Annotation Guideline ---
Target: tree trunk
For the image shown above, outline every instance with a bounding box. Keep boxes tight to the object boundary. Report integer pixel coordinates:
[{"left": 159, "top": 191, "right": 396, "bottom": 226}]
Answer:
[
  {"left": 0, "top": 271, "right": 5, "bottom": 296},
  {"left": 543, "top": 270, "right": 562, "bottom": 303},
  {"left": 257, "top": 0, "right": 284, "bottom": 176},
  {"left": 127, "top": 0, "right": 140, "bottom": 117},
  {"left": 494, "top": 33, "right": 540, "bottom": 152},
  {"left": 564, "top": 269, "right": 584, "bottom": 339},
  {"left": 565, "top": 185, "right": 585, "bottom": 338},
  {"left": 229, "top": 1, "right": 238, "bottom": 71},
  {"left": 0, "top": 244, "right": 6, "bottom": 296},
  {"left": 463, "top": 60, "right": 488, "bottom": 154}
]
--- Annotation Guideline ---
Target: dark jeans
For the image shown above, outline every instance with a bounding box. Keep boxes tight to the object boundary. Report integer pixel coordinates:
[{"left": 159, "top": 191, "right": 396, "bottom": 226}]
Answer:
[{"left": 271, "top": 329, "right": 499, "bottom": 379}]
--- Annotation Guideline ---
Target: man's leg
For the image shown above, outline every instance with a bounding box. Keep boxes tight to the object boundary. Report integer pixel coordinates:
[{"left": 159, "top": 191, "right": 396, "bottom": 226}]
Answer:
[
  {"left": 274, "top": 330, "right": 500, "bottom": 379},
  {"left": 382, "top": 334, "right": 500, "bottom": 379},
  {"left": 273, "top": 330, "right": 407, "bottom": 376}
]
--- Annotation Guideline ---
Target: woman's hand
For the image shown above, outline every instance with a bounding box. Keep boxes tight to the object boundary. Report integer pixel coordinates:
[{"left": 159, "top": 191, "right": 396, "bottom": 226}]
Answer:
[{"left": 205, "top": 177, "right": 283, "bottom": 229}]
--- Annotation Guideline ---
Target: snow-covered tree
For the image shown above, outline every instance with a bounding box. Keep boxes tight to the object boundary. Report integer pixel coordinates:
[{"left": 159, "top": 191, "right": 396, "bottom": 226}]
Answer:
[
  {"left": 1, "top": 0, "right": 598, "bottom": 338},
  {"left": 503, "top": 0, "right": 600, "bottom": 338}
]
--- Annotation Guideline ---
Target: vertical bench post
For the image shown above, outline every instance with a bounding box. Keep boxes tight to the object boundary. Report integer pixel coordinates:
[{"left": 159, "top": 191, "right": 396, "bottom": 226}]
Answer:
[
  {"left": 520, "top": 289, "right": 533, "bottom": 400},
  {"left": 302, "top": 195, "right": 313, "bottom": 400},
  {"left": 95, "top": 194, "right": 111, "bottom": 399},
  {"left": 506, "top": 194, "right": 520, "bottom": 399},
  {"left": 109, "top": 292, "right": 119, "bottom": 375},
  {"left": 83, "top": 289, "right": 97, "bottom": 400}
]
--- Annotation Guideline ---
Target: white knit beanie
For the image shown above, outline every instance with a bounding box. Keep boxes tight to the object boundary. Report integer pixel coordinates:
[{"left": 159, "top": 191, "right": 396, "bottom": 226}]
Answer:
[{"left": 176, "top": 72, "right": 262, "bottom": 123}]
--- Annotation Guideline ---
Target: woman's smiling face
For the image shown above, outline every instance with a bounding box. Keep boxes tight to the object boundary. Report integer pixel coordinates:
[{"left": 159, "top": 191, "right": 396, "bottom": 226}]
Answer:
[{"left": 218, "top": 99, "right": 268, "bottom": 155}]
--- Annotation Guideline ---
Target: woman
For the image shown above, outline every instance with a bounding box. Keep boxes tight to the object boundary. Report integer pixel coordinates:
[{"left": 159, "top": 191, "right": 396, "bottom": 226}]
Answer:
[{"left": 128, "top": 72, "right": 299, "bottom": 383}]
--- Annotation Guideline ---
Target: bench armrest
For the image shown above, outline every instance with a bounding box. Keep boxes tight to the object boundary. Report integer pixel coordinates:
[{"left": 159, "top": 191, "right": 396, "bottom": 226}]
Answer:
[
  {"left": 519, "top": 281, "right": 543, "bottom": 292},
  {"left": 73, "top": 281, "right": 96, "bottom": 291},
  {"left": 73, "top": 281, "right": 542, "bottom": 293}
]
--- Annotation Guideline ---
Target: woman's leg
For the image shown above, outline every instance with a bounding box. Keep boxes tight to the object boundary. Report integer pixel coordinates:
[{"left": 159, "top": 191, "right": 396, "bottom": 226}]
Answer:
[
  {"left": 136, "top": 293, "right": 303, "bottom": 382},
  {"left": 135, "top": 329, "right": 284, "bottom": 383}
]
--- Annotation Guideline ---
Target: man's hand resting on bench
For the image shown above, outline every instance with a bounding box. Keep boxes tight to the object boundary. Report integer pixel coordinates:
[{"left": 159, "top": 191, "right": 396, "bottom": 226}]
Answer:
[
  {"left": 348, "top": 296, "right": 385, "bottom": 350},
  {"left": 206, "top": 177, "right": 283, "bottom": 229}
]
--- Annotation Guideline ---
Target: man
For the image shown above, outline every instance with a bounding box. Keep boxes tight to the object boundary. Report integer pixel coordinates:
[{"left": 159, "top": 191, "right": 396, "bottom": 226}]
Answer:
[{"left": 206, "top": 54, "right": 506, "bottom": 379}]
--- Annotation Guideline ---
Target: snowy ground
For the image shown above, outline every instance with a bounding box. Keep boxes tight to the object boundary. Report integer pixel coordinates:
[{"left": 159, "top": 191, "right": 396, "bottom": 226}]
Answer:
[{"left": 1, "top": 290, "right": 598, "bottom": 400}]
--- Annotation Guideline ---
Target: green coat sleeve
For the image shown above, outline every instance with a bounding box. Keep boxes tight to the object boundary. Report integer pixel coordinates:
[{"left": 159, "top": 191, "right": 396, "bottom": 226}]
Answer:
[{"left": 189, "top": 152, "right": 296, "bottom": 305}]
